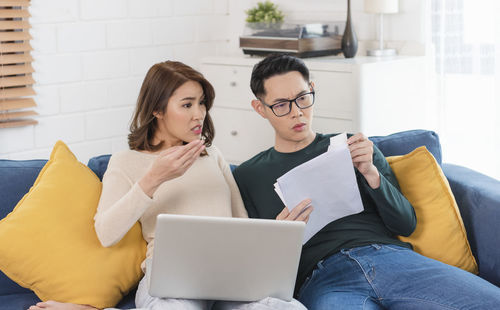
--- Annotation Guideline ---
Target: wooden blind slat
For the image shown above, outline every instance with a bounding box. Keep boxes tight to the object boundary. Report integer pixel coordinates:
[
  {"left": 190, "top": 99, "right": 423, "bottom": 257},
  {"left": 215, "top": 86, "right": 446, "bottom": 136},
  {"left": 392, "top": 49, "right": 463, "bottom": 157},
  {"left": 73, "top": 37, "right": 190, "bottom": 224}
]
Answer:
[
  {"left": 0, "top": 63, "right": 33, "bottom": 75},
  {"left": 0, "top": 86, "right": 35, "bottom": 99},
  {"left": 0, "top": 97, "right": 35, "bottom": 111},
  {"left": 0, "top": 109, "right": 37, "bottom": 120},
  {"left": 0, "top": 1, "right": 30, "bottom": 6},
  {"left": 0, "top": 53, "right": 32, "bottom": 65},
  {"left": 0, "top": 118, "right": 37, "bottom": 128},
  {"left": 0, "top": 42, "right": 32, "bottom": 52},
  {"left": 0, "top": 20, "right": 30, "bottom": 30},
  {"left": 0, "top": 31, "right": 31, "bottom": 41},
  {"left": 0, "top": 8, "right": 30, "bottom": 18},
  {"left": 0, "top": 1, "right": 36, "bottom": 129},
  {"left": 0, "top": 74, "right": 34, "bottom": 87}
]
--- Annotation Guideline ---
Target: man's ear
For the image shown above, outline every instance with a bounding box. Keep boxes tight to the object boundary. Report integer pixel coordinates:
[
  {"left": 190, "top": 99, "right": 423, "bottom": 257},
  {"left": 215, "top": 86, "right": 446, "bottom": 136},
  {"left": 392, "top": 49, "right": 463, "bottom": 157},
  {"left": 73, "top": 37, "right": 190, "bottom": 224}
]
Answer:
[
  {"left": 251, "top": 99, "right": 267, "bottom": 119},
  {"left": 310, "top": 81, "right": 315, "bottom": 90}
]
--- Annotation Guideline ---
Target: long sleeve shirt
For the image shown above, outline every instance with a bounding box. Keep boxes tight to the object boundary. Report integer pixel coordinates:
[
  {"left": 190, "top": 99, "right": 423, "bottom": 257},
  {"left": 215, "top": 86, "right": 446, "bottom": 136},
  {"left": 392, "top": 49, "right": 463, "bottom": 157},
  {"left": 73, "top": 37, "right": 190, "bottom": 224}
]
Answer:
[
  {"left": 94, "top": 145, "right": 248, "bottom": 271},
  {"left": 233, "top": 133, "right": 416, "bottom": 294}
]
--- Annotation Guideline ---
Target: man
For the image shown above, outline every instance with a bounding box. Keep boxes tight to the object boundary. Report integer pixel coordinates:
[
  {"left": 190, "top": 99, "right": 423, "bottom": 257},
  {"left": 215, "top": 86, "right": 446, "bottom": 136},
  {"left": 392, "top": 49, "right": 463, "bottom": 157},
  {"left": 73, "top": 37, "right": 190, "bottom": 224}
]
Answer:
[{"left": 232, "top": 54, "right": 500, "bottom": 309}]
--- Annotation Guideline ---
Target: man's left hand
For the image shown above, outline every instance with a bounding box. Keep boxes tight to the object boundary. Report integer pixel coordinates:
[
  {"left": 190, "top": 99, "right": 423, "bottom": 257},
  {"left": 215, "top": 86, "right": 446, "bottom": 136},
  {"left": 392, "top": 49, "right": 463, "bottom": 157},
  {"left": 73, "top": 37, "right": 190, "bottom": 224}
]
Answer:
[{"left": 347, "top": 133, "right": 380, "bottom": 189}]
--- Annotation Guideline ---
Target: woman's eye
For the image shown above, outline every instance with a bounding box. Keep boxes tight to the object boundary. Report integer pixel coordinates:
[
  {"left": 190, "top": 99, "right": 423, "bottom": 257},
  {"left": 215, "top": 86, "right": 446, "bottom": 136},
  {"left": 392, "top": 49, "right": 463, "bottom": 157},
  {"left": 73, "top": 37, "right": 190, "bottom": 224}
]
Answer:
[{"left": 183, "top": 103, "right": 192, "bottom": 108}]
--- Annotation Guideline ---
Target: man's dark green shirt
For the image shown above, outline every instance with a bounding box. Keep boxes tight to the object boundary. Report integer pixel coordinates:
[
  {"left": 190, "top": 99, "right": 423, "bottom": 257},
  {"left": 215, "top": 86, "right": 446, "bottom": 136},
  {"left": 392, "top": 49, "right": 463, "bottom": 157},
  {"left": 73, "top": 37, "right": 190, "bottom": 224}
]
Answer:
[{"left": 232, "top": 133, "right": 417, "bottom": 294}]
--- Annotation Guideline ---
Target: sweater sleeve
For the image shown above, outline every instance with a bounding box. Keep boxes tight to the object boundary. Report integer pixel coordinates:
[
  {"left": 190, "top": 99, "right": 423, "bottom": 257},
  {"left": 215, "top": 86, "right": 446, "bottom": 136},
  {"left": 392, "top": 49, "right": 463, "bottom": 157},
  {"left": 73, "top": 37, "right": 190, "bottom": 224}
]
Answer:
[
  {"left": 94, "top": 155, "right": 153, "bottom": 247},
  {"left": 214, "top": 147, "right": 248, "bottom": 218},
  {"left": 363, "top": 145, "right": 417, "bottom": 237}
]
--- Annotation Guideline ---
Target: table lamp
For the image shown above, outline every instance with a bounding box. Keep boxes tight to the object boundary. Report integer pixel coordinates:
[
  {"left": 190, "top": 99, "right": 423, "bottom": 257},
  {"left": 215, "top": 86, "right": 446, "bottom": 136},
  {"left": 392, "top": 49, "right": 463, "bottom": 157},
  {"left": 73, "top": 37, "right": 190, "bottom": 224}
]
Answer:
[{"left": 364, "top": 0, "right": 399, "bottom": 56}]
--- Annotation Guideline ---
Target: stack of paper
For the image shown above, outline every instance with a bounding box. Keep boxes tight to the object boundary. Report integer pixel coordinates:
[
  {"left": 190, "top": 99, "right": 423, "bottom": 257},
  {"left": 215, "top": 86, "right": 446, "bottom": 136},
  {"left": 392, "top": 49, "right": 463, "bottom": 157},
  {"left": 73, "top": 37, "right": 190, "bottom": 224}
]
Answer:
[{"left": 274, "top": 133, "right": 364, "bottom": 244}]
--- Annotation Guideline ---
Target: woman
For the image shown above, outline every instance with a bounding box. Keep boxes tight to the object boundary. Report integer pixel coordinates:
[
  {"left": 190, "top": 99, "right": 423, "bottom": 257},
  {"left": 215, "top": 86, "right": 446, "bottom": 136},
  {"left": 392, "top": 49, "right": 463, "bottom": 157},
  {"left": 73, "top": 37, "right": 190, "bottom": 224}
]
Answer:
[{"left": 29, "top": 61, "right": 308, "bottom": 310}]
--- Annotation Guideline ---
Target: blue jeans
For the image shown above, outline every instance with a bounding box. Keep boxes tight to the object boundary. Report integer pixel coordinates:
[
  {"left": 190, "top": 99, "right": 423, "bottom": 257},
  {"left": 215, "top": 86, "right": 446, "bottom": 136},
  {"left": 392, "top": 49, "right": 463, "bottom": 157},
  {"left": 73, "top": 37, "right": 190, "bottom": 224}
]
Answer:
[{"left": 297, "top": 244, "right": 500, "bottom": 310}]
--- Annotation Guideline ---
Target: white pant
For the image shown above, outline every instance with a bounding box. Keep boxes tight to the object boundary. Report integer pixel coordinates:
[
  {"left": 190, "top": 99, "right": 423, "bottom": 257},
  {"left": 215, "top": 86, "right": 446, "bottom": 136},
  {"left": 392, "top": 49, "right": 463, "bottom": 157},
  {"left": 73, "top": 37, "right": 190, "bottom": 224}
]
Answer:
[{"left": 107, "top": 276, "right": 307, "bottom": 310}]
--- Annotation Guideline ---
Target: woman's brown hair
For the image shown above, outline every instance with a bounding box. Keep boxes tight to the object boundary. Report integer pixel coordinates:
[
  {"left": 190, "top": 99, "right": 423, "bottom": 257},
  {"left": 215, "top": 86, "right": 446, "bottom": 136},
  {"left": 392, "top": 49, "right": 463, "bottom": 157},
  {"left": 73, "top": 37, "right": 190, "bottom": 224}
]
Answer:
[{"left": 128, "top": 61, "right": 215, "bottom": 152}]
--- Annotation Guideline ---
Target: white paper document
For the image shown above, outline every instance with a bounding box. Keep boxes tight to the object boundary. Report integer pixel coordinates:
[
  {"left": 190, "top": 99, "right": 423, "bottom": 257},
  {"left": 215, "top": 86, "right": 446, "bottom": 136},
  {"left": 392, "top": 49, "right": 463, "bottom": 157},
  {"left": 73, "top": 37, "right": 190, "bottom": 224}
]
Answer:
[{"left": 274, "top": 133, "right": 364, "bottom": 244}]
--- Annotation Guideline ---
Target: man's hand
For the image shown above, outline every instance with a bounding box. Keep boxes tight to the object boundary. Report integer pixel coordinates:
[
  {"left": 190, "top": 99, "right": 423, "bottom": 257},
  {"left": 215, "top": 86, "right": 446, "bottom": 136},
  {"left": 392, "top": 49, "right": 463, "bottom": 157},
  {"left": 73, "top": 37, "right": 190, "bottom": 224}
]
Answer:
[
  {"left": 347, "top": 133, "right": 380, "bottom": 189},
  {"left": 276, "top": 198, "right": 313, "bottom": 223}
]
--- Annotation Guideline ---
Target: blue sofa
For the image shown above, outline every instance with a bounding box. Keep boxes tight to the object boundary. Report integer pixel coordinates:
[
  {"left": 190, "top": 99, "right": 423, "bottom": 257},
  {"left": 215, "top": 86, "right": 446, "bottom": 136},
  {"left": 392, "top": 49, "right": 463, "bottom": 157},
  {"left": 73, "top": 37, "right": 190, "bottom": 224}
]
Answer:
[{"left": 1, "top": 130, "right": 499, "bottom": 310}]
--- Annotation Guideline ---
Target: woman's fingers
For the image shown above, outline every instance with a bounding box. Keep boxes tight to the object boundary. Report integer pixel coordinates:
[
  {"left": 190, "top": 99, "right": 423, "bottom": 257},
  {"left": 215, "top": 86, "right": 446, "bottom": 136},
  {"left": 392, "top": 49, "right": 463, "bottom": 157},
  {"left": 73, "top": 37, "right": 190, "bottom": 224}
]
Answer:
[
  {"left": 179, "top": 143, "right": 205, "bottom": 168},
  {"left": 171, "top": 140, "right": 203, "bottom": 159}
]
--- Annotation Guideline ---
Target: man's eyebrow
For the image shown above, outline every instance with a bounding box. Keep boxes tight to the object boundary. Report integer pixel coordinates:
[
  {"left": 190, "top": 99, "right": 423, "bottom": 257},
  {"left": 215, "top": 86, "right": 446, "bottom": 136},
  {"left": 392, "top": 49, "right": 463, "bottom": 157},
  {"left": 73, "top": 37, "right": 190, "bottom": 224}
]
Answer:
[{"left": 273, "top": 90, "right": 309, "bottom": 103}]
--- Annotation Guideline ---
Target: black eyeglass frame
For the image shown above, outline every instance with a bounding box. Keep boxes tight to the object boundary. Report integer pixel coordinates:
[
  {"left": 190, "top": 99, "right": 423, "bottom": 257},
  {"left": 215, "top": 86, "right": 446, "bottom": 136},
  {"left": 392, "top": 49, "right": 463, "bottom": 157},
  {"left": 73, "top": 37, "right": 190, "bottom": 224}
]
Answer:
[{"left": 259, "top": 88, "right": 316, "bottom": 117}]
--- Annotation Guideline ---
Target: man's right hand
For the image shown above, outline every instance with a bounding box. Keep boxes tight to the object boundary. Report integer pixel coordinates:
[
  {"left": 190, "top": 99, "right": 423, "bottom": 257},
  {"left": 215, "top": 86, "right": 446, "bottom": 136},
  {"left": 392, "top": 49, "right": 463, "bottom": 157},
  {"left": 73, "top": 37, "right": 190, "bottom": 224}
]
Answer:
[
  {"left": 139, "top": 139, "right": 205, "bottom": 198},
  {"left": 276, "top": 198, "right": 313, "bottom": 223}
]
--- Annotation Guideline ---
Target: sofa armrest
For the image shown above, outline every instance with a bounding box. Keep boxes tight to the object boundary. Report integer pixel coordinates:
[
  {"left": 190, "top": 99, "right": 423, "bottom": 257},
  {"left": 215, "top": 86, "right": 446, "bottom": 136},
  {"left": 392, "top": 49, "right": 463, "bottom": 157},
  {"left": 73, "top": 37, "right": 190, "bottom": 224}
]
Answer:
[{"left": 443, "top": 163, "right": 500, "bottom": 286}]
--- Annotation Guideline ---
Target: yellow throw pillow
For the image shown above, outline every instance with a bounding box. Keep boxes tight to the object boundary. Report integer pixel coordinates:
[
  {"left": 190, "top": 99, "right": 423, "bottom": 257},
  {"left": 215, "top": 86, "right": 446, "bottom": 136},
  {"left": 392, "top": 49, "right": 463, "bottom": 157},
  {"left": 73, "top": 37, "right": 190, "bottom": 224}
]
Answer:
[
  {"left": 386, "top": 146, "right": 478, "bottom": 274},
  {"left": 0, "top": 141, "right": 147, "bottom": 308}
]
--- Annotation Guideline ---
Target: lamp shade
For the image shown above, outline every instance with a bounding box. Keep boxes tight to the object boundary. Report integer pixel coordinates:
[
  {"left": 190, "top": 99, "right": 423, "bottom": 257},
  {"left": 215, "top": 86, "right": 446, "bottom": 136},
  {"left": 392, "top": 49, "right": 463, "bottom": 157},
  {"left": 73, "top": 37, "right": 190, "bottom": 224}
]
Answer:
[{"left": 364, "top": 0, "right": 399, "bottom": 14}]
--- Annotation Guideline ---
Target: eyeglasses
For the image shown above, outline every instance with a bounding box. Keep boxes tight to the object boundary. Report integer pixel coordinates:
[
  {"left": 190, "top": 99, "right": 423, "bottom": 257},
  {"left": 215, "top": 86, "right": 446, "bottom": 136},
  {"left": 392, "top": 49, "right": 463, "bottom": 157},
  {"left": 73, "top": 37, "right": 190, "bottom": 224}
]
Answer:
[{"left": 260, "top": 90, "right": 315, "bottom": 117}]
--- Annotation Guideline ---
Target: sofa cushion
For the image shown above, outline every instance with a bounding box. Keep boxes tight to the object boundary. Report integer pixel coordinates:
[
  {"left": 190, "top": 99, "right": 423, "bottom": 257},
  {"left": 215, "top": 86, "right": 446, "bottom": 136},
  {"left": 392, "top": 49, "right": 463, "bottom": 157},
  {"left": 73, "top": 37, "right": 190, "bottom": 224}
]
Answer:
[
  {"left": 370, "top": 129, "right": 442, "bottom": 165},
  {"left": 387, "top": 146, "right": 478, "bottom": 273},
  {"left": 0, "top": 141, "right": 146, "bottom": 309}
]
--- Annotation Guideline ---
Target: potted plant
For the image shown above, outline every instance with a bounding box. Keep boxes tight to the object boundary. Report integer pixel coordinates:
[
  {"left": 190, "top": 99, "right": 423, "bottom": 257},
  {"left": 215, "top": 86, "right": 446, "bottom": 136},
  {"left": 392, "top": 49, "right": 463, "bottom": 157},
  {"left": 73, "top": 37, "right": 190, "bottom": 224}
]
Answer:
[{"left": 245, "top": 1, "right": 284, "bottom": 31}]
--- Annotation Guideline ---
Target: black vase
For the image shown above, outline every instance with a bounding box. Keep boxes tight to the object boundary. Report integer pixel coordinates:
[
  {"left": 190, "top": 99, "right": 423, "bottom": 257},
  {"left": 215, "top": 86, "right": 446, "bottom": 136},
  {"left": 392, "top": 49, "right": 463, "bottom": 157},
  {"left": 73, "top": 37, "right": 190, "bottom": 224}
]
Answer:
[{"left": 342, "top": 0, "right": 358, "bottom": 58}]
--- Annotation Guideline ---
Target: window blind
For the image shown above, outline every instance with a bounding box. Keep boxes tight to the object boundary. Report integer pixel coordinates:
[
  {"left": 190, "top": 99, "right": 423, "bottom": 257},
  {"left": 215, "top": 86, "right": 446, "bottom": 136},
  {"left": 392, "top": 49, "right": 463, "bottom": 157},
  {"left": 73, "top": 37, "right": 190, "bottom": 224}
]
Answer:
[{"left": 0, "top": 0, "right": 36, "bottom": 128}]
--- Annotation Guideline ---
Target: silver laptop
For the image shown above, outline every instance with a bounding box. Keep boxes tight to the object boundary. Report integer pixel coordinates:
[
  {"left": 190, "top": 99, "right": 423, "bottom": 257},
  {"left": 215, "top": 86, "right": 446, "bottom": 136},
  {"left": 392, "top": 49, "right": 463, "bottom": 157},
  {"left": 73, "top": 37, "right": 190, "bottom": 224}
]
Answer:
[{"left": 147, "top": 214, "right": 305, "bottom": 302}]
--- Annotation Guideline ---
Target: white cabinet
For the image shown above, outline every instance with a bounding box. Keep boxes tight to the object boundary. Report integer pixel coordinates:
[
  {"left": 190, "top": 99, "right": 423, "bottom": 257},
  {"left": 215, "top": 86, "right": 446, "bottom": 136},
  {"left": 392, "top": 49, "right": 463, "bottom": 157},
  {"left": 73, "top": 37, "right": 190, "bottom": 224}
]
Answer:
[{"left": 201, "top": 55, "right": 428, "bottom": 164}]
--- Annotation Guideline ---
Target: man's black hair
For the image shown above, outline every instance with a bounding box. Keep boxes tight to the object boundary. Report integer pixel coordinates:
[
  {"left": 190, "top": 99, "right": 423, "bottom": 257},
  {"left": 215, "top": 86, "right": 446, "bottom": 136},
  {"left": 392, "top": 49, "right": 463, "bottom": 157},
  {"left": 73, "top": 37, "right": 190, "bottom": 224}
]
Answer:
[{"left": 250, "top": 54, "right": 310, "bottom": 98}]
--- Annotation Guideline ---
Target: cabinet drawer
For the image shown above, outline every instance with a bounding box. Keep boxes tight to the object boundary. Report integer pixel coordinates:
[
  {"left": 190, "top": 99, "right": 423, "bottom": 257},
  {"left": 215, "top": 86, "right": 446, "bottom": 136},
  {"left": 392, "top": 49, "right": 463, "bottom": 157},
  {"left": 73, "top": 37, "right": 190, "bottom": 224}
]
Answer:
[
  {"left": 210, "top": 107, "right": 275, "bottom": 164},
  {"left": 310, "top": 70, "right": 354, "bottom": 120},
  {"left": 312, "top": 116, "right": 355, "bottom": 135},
  {"left": 200, "top": 64, "right": 255, "bottom": 110}
]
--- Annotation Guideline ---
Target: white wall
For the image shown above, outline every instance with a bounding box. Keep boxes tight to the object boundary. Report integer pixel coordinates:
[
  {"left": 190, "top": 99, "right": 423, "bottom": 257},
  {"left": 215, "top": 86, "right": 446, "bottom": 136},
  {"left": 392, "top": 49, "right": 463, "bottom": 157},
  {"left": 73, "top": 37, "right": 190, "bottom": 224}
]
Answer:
[
  {"left": 0, "top": 0, "right": 232, "bottom": 163},
  {"left": 1, "top": 0, "right": 430, "bottom": 163}
]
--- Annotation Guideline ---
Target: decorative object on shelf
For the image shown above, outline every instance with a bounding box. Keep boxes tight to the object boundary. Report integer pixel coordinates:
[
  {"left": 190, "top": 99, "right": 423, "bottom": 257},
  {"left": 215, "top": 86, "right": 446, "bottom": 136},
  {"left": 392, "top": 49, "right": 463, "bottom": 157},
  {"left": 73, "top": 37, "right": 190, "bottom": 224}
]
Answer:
[
  {"left": 341, "top": 0, "right": 358, "bottom": 58},
  {"left": 241, "top": 1, "right": 344, "bottom": 58},
  {"left": 364, "top": 0, "right": 399, "bottom": 56},
  {"left": 239, "top": 22, "right": 345, "bottom": 58}
]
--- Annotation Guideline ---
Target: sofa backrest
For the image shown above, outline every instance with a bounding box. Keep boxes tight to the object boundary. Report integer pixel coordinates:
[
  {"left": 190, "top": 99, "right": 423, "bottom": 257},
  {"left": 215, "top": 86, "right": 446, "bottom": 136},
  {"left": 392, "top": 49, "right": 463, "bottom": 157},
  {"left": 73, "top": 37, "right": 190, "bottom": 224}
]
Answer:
[
  {"left": 0, "top": 160, "right": 47, "bottom": 220},
  {"left": 0, "top": 159, "right": 47, "bottom": 296},
  {"left": 370, "top": 130, "right": 442, "bottom": 165},
  {"left": 86, "top": 129, "right": 443, "bottom": 180}
]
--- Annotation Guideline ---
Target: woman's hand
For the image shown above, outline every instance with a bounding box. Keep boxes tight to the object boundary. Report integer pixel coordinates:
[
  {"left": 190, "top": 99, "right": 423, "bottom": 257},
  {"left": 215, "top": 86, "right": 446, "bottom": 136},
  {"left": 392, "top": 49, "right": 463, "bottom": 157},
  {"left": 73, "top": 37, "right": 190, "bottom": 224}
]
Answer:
[
  {"left": 139, "top": 140, "right": 205, "bottom": 197},
  {"left": 276, "top": 199, "right": 313, "bottom": 223}
]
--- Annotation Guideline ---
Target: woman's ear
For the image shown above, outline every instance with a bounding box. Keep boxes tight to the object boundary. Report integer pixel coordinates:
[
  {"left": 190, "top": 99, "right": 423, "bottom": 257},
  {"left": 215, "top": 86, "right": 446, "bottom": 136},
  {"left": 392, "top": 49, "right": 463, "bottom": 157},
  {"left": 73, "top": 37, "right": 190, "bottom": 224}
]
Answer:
[
  {"left": 251, "top": 99, "right": 267, "bottom": 119},
  {"left": 153, "top": 111, "right": 163, "bottom": 120}
]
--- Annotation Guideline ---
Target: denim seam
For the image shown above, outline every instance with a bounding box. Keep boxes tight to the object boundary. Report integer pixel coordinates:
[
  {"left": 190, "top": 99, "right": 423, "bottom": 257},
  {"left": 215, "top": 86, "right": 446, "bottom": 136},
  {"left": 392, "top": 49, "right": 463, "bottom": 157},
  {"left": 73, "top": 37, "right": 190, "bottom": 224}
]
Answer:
[
  {"left": 297, "top": 267, "right": 319, "bottom": 299},
  {"left": 346, "top": 252, "right": 382, "bottom": 300},
  {"left": 363, "top": 296, "right": 380, "bottom": 309}
]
